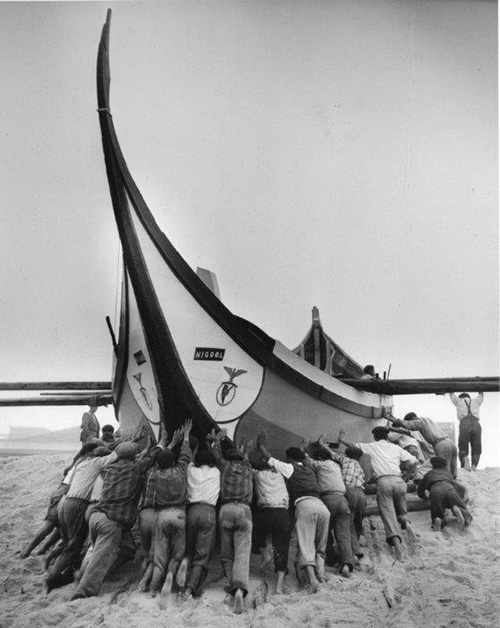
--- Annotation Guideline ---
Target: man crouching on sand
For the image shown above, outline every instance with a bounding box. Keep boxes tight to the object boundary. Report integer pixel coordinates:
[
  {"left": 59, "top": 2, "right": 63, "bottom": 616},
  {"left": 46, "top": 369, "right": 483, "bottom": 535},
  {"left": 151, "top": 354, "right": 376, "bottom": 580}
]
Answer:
[
  {"left": 339, "top": 426, "right": 417, "bottom": 562},
  {"left": 417, "top": 456, "right": 472, "bottom": 531}
]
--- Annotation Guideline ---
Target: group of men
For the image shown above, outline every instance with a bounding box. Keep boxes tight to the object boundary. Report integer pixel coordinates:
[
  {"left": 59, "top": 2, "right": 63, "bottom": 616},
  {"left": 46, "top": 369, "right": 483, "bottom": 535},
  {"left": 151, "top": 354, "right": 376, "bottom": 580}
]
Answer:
[{"left": 22, "top": 391, "right": 482, "bottom": 612}]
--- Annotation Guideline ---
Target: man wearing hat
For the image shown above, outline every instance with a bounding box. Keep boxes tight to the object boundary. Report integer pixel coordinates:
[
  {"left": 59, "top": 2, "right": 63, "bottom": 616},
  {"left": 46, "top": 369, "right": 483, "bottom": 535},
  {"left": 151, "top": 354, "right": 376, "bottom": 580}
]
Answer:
[
  {"left": 383, "top": 409, "right": 458, "bottom": 478},
  {"left": 417, "top": 456, "right": 472, "bottom": 531},
  {"left": 71, "top": 430, "right": 167, "bottom": 600},
  {"left": 449, "top": 392, "right": 484, "bottom": 471},
  {"left": 338, "top": 426, "right": 417, "bottom": 561}
]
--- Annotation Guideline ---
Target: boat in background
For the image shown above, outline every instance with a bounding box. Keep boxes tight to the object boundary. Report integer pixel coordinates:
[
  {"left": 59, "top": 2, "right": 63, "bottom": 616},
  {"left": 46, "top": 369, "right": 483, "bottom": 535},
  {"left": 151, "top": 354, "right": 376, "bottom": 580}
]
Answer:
[{"left": 96, "top": 10, "right": 392, "bottom": 455}]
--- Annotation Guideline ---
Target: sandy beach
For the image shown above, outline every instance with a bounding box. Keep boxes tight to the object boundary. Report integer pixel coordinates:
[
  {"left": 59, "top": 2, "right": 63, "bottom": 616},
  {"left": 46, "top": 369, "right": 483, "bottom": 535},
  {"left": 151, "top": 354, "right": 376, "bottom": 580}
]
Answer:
[{"left": 0, "top": 452, "right": 498, "bottom": 628}]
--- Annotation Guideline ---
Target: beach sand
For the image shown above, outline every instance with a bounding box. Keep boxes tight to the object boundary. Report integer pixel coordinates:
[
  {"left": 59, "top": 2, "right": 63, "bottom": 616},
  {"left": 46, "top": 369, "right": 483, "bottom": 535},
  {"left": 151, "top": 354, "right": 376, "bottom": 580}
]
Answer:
[{"left": 0, "top": 452, "right": 498, "bottom": 628}]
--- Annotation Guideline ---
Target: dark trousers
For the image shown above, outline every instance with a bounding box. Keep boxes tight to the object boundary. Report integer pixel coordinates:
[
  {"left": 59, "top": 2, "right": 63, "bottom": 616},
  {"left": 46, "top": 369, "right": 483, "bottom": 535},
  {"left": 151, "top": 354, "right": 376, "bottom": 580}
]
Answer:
[
  {"left": 252, "top": 507, "right": 292, "bottom": 573},
  {"left": 345, "top": 486, "right": 367, "bottom": 555},
  {"left": 321, "top": 492, "right": 354, "bottom": 568},
  {"left": 429, "top": 482, "right": 468, "bottom": 523},
  {"left": 46, "top": 497, "right": 88, "bottom": 590},
  {"left": 185, "top": 503, "right": 217, "bottom": 595},
  {"left": 458, "top": 417, "right": 482, "bottom": 467}
]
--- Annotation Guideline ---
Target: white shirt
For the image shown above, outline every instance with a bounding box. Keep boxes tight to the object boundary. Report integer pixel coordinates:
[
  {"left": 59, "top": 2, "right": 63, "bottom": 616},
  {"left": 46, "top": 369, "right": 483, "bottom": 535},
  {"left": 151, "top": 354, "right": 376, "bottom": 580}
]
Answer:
[
  {"left": 253, "top": 468, "right": 289, "bottom": 509},
  {"left": 268, "top": 457, "right": 294, "bottom": 479},
  {"left": 187, "top": 463, "right": 221, "bottom": 506},
  {"left": 450, "top": 393, "right": 483, "bottom": 420},
  {"left": 355, "top": 440, "right": 416, "bottom": 478},
  {"left": 66, "top": 451, "right": 118, "bottom": 500}
]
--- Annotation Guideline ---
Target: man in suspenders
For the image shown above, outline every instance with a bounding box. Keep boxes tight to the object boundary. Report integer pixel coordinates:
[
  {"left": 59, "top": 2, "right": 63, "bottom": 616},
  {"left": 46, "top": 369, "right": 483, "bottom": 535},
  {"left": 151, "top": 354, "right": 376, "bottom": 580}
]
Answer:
[{"left": 449, "top": 392, "right": 484, "bottom": 471}]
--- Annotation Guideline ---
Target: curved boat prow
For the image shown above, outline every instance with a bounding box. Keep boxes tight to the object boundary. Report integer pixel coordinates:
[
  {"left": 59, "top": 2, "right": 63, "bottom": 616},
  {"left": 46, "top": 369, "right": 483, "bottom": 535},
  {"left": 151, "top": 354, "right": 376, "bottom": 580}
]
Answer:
[{"left": 96, "top": 12, "right": 391, "bottom": 456}]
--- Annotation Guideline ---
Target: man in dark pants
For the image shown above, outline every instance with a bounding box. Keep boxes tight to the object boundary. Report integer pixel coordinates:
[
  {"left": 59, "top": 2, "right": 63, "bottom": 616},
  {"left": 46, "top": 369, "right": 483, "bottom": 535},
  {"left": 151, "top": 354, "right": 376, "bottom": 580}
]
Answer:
[
  {"left": 449, "top": 392, "right": 484, "bottom": 471},
  {"left": 417, "top": 456, "right": 472, "bottom": 531},
  {"left": 251, "top": 432, "right": 292, "bottom": 594}
]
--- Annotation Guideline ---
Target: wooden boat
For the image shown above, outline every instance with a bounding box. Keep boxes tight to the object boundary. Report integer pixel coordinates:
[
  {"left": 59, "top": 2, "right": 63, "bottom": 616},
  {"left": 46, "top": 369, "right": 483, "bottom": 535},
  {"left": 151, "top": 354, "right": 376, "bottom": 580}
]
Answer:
[{"left": 95, "top": 10, "right": 393, "bottom": 453}]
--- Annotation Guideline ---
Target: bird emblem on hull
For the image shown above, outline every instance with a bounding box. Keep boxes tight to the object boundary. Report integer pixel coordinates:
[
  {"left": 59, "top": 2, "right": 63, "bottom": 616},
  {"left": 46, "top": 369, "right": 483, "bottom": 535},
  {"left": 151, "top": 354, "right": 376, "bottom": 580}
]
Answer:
[{"left": 216, "top": 366, "right": 247, "bottom": 406}]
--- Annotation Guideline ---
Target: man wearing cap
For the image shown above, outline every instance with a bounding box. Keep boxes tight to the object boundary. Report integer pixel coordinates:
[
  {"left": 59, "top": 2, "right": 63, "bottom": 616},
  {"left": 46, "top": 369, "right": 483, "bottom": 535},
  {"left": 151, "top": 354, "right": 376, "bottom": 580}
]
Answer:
[
  {"left": 383, "top": 409, "right": 458, "bottom": 478},
  {"left": 338, "top": 426, "right": 417, "bottom": 561},
  {"left": 449, "top": 392, "right": 484, "bottom": 471},
  {"left": 417, "top": 456, "right": 472, "bottom": 531},
  {"left": 71, "top": 431, "right": 167, "bottom": 600}
]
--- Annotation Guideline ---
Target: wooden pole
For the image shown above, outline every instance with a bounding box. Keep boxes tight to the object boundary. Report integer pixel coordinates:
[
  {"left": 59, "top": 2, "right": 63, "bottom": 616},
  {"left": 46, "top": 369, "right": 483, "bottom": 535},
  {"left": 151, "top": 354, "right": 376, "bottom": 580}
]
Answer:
[
  {"left": 340, "top": 377, "right": 499, "bottom": 394},
  {"left": 0, "top": 395, "right": 113, "bottom": 407},
  {"left": 0, "top": 382, "right": 111, "bottom": 391}
]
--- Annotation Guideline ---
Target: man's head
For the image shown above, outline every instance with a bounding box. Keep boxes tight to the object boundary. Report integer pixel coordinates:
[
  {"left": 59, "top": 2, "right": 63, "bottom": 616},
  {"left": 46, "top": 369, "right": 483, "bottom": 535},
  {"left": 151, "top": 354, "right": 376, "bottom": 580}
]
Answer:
[
  {"left": 430, "top": 456, "right": 447, "bottom": 469},
  {"left": 458, "top": 393, "right": 471, "bottom": 399},
  {"left": 344, "top": 447, "right": 362, "bottom": 461},
  {"left": 372, "top": 426, "right": 390, "bottom": 441},
  {"left": 308, "top": 442, "right": 332, "bottom": 461},
  {"left": 115, "top": 442, "right": 139, "bottom": 460},
  {"left": 224, "top": 448, "right": 244, "bottom": 462},
  {"left": 285, "top": 447, "right": 306, "bottom": 463},
  {"left": 363, "top": 365, "right": 375, "bottom": 377},
  {"left": 102, "top": 424, "right": 115, "bottom": 434},
  {"left": 89, "top": 405, "right": 98, "bottom": 413},
  {"left": 80, "top": 442, "right": 98, "bottom": 457},
  {"left": 403, "top": 412, "right": 418, "bottom": 421},
  {"left": 93, "top": 446, "right": 110, "bottom": 457},
  {"left": 156, "top": 449, "right": 176, "bottom": 469},
  {"left": 194, "top": 449, "right": 217, "bottom": 467}
]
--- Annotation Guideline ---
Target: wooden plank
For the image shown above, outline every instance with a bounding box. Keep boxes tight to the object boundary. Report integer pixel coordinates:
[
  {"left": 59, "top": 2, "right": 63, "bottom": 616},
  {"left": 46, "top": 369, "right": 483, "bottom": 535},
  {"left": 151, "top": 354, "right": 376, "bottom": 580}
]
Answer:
[
  {"left": 0, "top": 395, "right": 113, "bottom": 407},
  {"left": 340, "top": 377, "right": 499, "bottom": 395},
  {"left": 0, "top": 382, "right": 112, "bottom": 391}
]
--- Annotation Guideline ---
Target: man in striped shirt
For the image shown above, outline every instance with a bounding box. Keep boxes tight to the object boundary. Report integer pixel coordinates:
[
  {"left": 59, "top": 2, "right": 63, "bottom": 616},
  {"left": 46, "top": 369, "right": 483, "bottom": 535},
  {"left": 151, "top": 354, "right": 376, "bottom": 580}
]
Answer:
[
  {"left": 71, "top": 432, "right": 166, "bottom": 600},
  {"left": 326, "top": 440, "right": 367, "bottom": 560},
  {"left": 211, "top": 429, "right": 253, "bottom": 614}
]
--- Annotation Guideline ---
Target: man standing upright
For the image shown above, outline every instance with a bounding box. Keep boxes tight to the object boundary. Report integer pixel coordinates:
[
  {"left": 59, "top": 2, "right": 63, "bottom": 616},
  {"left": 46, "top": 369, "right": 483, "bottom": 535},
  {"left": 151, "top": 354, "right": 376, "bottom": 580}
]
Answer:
[
  {"left": 338, "top": 426, "right": 417, "bottom": 561},
  {"left": 80, "top": 405, "right": 100, "bottom": 444},
  {"left": 449, "top": 392, "right": 484, "bottom": 471},
  {"left": 384, "top": 409, "right": 458, "bottom": 478}
]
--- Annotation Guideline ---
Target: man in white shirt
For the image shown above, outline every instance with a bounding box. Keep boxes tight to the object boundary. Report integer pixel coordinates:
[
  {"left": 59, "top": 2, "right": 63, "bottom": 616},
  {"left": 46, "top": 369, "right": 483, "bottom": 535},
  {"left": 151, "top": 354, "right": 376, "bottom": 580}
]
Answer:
[
  {"left": 181, "top": 447, "right": 221, "bottom": 598},
  {"left": 449, "top": 392, "right": 484, "bottom": 471},
  {"left": 251, "top": 433, "right": 292, "bottom": 594},
  {"left": 338, "top": 426, "right": 417, "bottom": 561}
]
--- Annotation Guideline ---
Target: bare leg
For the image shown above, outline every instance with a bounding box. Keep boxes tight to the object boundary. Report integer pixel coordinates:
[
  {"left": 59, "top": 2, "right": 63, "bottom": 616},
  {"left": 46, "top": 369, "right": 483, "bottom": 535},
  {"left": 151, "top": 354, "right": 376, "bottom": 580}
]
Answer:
[
  {"left": 275, "top": 571, "right": 285, "bottom": 594},
  {"left": 452, "top": 506, "right": 465, "bottom": 530},
  {"left": 36, "top": 528, "right": 60, "bottom": 555},
  {"left": 20, "top": 521, "right": 55, "bottom": 558},
  {"left": 392, "top": 537, "right": 403, "bottom": 562},
  {"left": 304, "top": 566, "right": 319, "bottom": 594},
  {"left": 158, "top": 572, "right": 173, "bottom": 609}
]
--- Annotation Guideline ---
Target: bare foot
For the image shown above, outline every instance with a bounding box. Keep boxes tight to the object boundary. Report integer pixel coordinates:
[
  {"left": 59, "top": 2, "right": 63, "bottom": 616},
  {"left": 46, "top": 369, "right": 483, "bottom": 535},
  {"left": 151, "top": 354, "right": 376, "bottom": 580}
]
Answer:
[
  {"left": 176, "top": 558, "right": 189, "bottom": 589},
  {"left": 432, "top": 517, "right": 442, "bottom": 532},
  {"left": 158, "top": 573, "right": 173, "bottom": 609},
  {"left": 452, "top": 506, "right": 465, "bottom": 530},
  {"left": 234, "top": 588, "right": 244, "bottom": 614},
  {"left": 340, "top": 564, "right": 351, "bottom": 579}
]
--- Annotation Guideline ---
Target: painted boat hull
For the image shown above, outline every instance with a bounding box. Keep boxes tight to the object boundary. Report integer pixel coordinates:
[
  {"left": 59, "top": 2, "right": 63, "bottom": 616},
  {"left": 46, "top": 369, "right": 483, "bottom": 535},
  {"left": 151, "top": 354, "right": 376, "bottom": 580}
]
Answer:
[{"left": 97, "top": 11, "right": 391, "bottom": 454}]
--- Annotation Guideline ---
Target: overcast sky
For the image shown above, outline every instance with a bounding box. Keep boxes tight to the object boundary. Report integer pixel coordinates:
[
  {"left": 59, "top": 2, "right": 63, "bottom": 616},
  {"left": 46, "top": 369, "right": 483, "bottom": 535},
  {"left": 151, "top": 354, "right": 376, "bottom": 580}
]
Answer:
[{"left": 0, "top": 1, "right": 498, "bottom": 464}]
